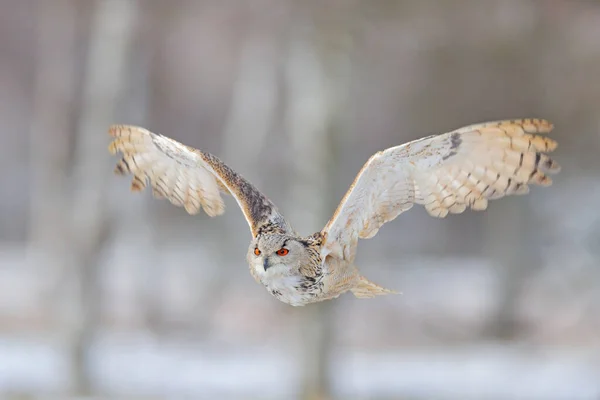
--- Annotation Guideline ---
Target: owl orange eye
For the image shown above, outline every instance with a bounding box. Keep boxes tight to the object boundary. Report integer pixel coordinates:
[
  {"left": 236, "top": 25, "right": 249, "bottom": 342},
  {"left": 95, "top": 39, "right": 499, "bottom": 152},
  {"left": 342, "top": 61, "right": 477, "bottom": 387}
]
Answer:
[
  {"left": 254, "top": 248, "right": 261, "bottom": 256},
  {"left": 276, "top": 248, "right": 289, "bottom": 256}
]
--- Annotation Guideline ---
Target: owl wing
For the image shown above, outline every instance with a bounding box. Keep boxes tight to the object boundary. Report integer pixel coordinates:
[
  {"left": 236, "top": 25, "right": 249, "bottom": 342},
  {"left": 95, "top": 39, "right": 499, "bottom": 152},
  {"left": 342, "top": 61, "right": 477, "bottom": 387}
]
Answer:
[
  {"left": 321, "top": 119, "right": 560, "bottom": 262},
  {"left": 108, "top": 125, "right": 290, "bottom": 237}
]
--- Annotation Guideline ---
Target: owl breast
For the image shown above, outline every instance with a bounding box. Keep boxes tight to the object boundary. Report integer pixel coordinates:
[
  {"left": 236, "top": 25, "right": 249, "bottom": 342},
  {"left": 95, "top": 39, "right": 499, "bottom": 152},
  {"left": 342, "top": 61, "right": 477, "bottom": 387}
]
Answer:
[{"left": 263, "top": 275, "right": 323, "bottom": 306}]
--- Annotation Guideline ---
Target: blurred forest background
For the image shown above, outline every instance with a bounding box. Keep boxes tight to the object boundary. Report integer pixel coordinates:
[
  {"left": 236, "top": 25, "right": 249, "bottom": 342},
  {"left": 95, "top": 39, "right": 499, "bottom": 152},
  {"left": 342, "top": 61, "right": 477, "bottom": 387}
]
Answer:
[{"left": 1, "top": 0, "right": 600, "bottom": 399}]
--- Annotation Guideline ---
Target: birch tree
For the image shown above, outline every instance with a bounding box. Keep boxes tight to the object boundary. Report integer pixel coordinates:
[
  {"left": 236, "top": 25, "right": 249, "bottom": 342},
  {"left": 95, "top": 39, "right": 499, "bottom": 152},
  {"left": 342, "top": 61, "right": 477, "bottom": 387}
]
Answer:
[{"left": 283, "top": 11, "right": 354, "bottom": 399}]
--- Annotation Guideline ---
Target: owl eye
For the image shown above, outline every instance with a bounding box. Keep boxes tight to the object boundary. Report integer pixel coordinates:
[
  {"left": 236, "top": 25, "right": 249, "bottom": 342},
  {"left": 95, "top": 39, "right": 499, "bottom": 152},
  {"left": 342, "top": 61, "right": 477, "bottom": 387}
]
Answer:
[
  {"left": 254, "top": 247, "right": 261, "bottom": 256},
  {"left": 276, "top": 248, "right": 289, "bottom": 256}
]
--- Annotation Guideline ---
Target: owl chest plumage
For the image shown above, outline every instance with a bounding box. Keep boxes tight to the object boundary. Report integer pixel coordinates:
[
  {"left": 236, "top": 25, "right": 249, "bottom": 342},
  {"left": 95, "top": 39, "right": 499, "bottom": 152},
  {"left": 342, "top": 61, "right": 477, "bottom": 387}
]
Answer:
[
  {"left": 260, "top": 259, "right": 358, "bottom": 306},
  {"left": 265, "top": 274, "right": 324, "bottom": 306}
]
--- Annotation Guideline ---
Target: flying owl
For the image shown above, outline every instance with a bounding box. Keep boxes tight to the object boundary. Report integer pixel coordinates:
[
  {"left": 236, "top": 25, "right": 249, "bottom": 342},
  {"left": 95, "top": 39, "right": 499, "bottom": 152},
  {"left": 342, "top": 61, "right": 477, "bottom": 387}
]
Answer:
[{"left": 108, "top": 119, "right": 560, "bottom": 306}]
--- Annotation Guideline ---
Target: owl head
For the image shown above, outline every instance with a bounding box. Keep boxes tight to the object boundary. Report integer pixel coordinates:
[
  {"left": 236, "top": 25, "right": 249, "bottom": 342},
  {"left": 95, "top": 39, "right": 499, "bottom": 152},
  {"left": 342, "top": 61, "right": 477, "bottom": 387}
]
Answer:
[{"left": 246, "top": 233, "right": 313, "bottom": 281}]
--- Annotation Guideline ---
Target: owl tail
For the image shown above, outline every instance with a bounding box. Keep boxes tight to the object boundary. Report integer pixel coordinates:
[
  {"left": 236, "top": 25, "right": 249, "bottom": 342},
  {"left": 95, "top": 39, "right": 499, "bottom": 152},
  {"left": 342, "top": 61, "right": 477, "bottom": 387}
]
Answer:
[{"left": 351, "top": 276, "right": 399, "bottom": 299}]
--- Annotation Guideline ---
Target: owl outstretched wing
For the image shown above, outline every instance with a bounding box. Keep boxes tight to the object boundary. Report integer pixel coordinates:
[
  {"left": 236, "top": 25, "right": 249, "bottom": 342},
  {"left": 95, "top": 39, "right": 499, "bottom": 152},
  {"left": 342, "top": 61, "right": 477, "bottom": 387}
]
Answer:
[
  {"left": 108, "top": 125, "right": 290, "bottom": 237},
  {"left": 321, "top": 119, "right": 560, "bottom": 262}
]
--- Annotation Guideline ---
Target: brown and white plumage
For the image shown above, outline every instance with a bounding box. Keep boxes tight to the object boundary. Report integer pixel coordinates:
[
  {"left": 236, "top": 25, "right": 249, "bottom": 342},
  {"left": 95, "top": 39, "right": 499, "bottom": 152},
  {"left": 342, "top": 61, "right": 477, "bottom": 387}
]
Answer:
[
  {"left": 108, "top": 125, "right": 290, "bottom": 237},
  {"left": 321, "top": 119, "right": 560, "bottom": 264},
  {"left": 108, "top": 119, "right": 560, "bottom": 306}
]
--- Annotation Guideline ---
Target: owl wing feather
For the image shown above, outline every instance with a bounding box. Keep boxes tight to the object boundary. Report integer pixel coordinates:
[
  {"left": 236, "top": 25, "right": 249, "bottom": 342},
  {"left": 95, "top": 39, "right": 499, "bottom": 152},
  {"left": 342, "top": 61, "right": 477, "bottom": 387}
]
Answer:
[
  {"left": 108, "top": 125, "right": 290, "bottom": 237},
  {"left": 321, "top": 119, "right": 560, "bottom": 262}
]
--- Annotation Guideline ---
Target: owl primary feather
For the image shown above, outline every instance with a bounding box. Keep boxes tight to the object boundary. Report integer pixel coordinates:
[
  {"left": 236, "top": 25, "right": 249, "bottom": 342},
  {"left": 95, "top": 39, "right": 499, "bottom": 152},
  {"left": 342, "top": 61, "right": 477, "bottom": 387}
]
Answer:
[{"left": 108, "top": 119, "right": 560, "bottom": 306}]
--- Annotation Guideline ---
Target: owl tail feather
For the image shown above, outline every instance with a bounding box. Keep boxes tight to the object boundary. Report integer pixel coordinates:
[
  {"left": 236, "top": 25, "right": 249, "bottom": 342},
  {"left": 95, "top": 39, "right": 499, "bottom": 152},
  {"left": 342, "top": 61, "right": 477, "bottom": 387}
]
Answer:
[{"left": 351, "top": 276, "right": 399, "bottom": 299}]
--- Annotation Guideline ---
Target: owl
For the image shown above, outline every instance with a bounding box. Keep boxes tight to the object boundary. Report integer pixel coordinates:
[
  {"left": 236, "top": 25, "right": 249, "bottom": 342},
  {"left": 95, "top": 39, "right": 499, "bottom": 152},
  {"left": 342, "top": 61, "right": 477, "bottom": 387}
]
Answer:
[{"left": 108, "top": 119, "right": 560, "bottom": 306}]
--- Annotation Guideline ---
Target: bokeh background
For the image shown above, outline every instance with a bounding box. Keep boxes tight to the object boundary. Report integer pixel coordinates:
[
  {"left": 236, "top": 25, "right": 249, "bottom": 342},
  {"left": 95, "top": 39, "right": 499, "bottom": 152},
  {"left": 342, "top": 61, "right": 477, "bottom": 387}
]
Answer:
[{"left": 1, "top": 0, "right": 600, "bottom": 399}]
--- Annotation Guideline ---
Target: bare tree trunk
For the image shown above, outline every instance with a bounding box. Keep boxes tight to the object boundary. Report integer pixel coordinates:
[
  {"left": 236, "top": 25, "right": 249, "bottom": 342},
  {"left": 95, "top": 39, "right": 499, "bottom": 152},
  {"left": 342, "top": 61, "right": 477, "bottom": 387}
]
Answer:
[
  {"left": 187, "top": 32, "right": 281, "bottom": 328},
  {"left": 123, "top": 0, "right": 163, "bottom": 336},
  {"left": 222, "top": 33, "right": 279, "bottom": 176},
  {"left": 67, "top": 0, "right": 139, "bottom": 394},
  {"left": 284, "top": 19, "right": 353, "bottom": 400},
  {"left": 483, "top": 199, "right": 539, "bottom": 339},
  {"left": 285, "top": 39, "right": 333, "bottom": 399},
  {"left": 28, "top": 0, "right": 79, "bottom": 299}
]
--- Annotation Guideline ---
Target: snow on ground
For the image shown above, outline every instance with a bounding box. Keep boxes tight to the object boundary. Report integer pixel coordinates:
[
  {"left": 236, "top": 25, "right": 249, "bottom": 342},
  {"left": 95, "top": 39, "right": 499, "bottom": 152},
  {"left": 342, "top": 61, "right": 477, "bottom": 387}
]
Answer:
[{"left": 1, "top": 334, "right": 599, "bottom": 400}]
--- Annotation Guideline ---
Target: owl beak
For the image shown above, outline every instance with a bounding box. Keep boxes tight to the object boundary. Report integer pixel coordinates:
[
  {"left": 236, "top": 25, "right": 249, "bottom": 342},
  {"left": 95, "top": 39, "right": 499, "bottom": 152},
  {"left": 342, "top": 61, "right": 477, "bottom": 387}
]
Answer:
[{"left": 263, "top": 258, "right": 271, "bottom": 271}]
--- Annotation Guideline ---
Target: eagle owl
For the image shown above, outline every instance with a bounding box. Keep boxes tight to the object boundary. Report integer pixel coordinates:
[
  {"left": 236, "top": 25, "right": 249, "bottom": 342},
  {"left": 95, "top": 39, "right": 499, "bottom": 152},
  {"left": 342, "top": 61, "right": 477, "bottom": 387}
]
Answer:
[{"left": 108, "top": 119, "right": 560, "bottom": 306}]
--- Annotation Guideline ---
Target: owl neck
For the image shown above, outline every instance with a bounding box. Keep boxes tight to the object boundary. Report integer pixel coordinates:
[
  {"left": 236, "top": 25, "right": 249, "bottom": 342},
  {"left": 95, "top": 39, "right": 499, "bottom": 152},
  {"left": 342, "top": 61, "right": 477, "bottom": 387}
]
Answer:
[{"left": 300, "top": 231, "right": 325, "bottom": 247}]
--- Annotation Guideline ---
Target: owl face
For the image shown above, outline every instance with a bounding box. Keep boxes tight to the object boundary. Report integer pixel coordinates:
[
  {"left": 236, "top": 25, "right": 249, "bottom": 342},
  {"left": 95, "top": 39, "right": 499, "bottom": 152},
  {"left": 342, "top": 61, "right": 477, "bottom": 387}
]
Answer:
[{"left": 247, "top": 234, "right": 310, "bottom": 282}]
